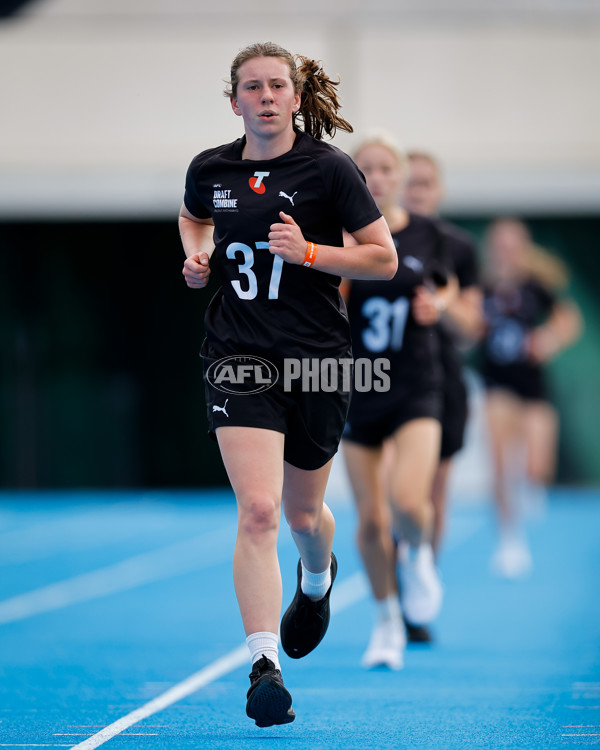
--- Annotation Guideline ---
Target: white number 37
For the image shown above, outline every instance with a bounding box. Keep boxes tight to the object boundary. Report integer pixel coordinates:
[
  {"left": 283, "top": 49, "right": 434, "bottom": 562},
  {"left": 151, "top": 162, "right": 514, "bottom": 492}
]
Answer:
[{"left": 227, "top": 242, "right": 283, "bottom": 300}]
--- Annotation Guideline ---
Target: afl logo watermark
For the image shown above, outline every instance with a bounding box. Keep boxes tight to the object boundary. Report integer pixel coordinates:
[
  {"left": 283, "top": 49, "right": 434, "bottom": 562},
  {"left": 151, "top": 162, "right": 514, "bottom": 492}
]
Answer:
[{"left": 206, "top": 356, "right": 278, "bottom": 395}]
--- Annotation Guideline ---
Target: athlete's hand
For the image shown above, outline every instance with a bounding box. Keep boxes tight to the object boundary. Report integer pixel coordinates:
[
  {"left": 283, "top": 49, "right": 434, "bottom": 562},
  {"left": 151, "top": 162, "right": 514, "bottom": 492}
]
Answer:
[
  {"left": 526, "top": 326, "right": 561, "bottom": 364},
  {"left": 268, "top": 212, "right": 306, "bottom": 264},
  {"left": 412, "top": 285, "right": 442, "bottom": 326},
  {"left": 182, "top": 252, "right": 211, "bottom": 288}
]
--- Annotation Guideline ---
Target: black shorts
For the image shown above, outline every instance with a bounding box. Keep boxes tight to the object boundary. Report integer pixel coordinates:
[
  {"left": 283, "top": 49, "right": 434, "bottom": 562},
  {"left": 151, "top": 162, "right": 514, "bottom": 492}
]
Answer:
[
  {"left": 342, "top": 390, "right": 442, "bottom": 448},
  {"left": 483, "top": 362, "right": 548, "bottom": 402},
  {"left": 440, "top": 374, "right": 468, "bottom": 460},
  {"left": 202, "top": 351, "right": 351, "bottom": 471},
  {"left": 483, "top": 375, "right": 549, "bottom": 403}
]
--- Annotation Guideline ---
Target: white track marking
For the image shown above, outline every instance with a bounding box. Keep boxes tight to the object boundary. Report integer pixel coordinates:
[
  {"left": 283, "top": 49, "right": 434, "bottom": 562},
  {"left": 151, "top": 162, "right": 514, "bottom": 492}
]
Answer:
[
  {"left": 69, "top": 570, "right": 371, "bottom": 750},
  {"left": 66, "top": 516, "right": 484, "bottom": 749},
  {"left": 0, "top": 503, "right": 140, "bottom": 561},
  {"left": 0, "top": 524, "right": 237, "bottom": 625},
  {"left": 566, "top": 706, "right": 600, "bottom": 710},
  {"left": 68, "top": 645, "right": 249, "bottom": 750},
  {"left": 330, "top": 571, "right": 369, "bottom": 614},
  {"left": 0, "top": 501, "right": 233, "bottom": 566}
]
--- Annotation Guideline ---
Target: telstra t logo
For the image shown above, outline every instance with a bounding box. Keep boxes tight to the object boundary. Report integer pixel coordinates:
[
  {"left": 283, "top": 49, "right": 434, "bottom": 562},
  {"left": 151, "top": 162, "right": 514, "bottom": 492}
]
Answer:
[{"left": 249, "top": 171, "right": 270, "bottom": 194}]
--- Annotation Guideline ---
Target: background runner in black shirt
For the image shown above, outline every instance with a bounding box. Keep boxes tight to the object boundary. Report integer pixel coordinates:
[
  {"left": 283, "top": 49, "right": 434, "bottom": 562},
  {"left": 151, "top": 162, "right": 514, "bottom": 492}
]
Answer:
[
  {"left": 403, "top": 151, "right": 483, "bottom": 567},
  {"left": 178, "top": 43, "right": 397, "bottom": 727},
  {"left": 340, "top": 135, "right": 455, "bottom": 670},
  {"left": 478, "top": 218, "right": 582, "bottom": 579}
]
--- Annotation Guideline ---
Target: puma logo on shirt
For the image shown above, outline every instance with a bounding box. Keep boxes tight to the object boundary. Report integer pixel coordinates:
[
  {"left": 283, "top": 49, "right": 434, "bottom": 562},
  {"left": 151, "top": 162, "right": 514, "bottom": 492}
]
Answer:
[
  {"left": 279, "top": 191, "right": 298, "bottom": 206},
  {"left": 212, "top": 399, "right": 229, "bottom": 418}
]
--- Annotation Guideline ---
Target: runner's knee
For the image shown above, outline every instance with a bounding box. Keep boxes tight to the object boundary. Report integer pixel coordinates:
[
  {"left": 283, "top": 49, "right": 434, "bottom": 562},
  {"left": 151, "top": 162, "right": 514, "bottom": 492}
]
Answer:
[{"left": 238, "top": 494, "right": 281, "bottom": 540}]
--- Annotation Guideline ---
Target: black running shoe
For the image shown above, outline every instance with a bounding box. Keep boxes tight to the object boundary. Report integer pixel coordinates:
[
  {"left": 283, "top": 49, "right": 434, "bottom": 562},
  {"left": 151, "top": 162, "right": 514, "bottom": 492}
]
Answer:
[
  {"left": 280, "top": 553, "right": 337, "bottom": 659},
  {"left": 403, "top": 616, "right": 433, "bottom": 644},
  {"left": 245, "top": 655, "right": 295, "bottom": 728}
]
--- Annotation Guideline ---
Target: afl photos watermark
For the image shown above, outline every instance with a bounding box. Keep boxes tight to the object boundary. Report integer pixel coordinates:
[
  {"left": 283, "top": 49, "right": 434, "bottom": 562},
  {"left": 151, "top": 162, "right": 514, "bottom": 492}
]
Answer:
[{"left": 206, "top": 356, "right": 391, "bottom": 395}]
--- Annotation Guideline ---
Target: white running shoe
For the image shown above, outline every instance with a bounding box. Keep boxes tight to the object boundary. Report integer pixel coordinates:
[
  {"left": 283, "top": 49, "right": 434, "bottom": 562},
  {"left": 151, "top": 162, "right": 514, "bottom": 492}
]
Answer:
[
  {"left": 491, "top": 533, "right": 532, "bottom": 579},
  {"left": 398, "top": 542, "right": 443, "bottom": 625},
  {"left": 361, "top": 615, "right": 406, "bottom": 670}
]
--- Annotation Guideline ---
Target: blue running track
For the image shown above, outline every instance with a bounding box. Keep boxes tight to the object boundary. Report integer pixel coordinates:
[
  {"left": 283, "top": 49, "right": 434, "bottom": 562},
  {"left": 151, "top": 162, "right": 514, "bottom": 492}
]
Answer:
[{"left": 0, "top": 487, "right": 598, "bottom": 749}]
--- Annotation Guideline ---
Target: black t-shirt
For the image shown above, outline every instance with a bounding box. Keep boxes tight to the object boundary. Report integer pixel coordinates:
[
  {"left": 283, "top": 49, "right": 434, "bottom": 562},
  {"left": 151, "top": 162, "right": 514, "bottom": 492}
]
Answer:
[
  {"left": 435, "top": 220, "right": 479, "bottom": 382},
  {"left": 480, "top": 277, "right": 555, "bottom": 398},
  {"left": 183, "top": 129, "right": 382, "bottom": 362},
  {"left": 438, "top": 221, "right": 479, "bottom": 290},
  {"left": 346, "top": 213, "right": 448, "bottom": 420}
]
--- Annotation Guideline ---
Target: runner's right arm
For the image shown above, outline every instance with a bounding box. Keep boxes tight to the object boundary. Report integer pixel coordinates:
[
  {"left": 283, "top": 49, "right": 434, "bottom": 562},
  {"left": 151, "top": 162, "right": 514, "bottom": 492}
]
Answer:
[{"left": 179, "top": 204, "right": 215, "bottom": 289}]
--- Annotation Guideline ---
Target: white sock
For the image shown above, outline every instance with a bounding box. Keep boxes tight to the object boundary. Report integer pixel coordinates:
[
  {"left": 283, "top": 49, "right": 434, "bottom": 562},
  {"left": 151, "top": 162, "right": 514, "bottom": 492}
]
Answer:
[
  {"left": 397, "top": 539, "right": 411, "bottom": 564},
  {"left": 246, "top": 631, "right": 280, "bottom": 670},
  {"left": 375, "top": 594, "right": 402, "bottom": 623},
  {"left": 398, "top": 540, "right": 432, "bottom": 564},
  {"left": 300, "top": 559, "right": 331, "bottom": 601}
]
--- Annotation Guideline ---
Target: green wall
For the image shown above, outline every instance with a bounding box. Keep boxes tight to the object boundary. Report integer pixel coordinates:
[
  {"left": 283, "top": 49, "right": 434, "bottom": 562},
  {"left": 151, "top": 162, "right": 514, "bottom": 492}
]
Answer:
[
  {"left": 450, "top": 215, "right": 600, "bottom": 484},
  {"left": 0, "top": 220, "right": 228, "bottom": 488}
]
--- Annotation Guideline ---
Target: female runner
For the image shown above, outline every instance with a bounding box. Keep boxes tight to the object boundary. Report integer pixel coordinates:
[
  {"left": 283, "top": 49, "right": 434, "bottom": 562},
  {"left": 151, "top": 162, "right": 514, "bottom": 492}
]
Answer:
[
  {"left": 479, "top": 218, "right": 582, "bottom": 577},
  {"left": 403, "top": 151, "right": 482, "bottom": 572},
  {"left": 179, "top": 43, "right": 397, "bottom": 726},
  {"left": 341, "top": 134, "right": 455, "bottom": 669}
]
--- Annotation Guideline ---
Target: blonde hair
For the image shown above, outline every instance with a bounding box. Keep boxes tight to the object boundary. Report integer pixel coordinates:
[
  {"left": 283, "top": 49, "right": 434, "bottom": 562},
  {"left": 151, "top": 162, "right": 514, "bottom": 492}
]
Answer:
[
  {"left": 352, "top": 131, "right": 407, "bottom": 168},
  {"left": 224, "top": 42, "right": 353, "bottom": 140},
  {"left": 406, "top": 150, "right": 442, "bottom": 176},
  {"left": 522, "top": 242, "right": 570, "bottom": 291},
  {"left": 485, "top": 217, "right": 570, "bottom": 290}
]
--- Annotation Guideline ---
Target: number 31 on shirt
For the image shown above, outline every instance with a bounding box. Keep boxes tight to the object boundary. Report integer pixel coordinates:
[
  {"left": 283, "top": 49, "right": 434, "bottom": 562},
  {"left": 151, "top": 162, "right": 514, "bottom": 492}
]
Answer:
[{"left": 362, "top": 296, "right": 410, "bottom": 353}]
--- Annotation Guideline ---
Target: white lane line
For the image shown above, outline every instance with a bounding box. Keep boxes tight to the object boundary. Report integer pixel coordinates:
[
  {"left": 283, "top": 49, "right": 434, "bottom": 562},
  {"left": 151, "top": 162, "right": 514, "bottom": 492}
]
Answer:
[
  {"left": 0, "top": 524, "right": 237, "bottom": 625},
  {"left": 68, "top": 644, "right": 250, "bottom": 750},
  {"left": 566, "top": 706, "right": 600, "bottom": 710},
  {"left": 69, "top": 571, "right": 368, "bottom": 750},
  {"left": 0, "top": 503, "right": 142, "bottom": 563},
  {"left": 330, "top": 571, "right": 369, "bottom": 614},
  {"left": 0, "top": 501, "right": 235, "bottom": 566},
  {"left": 67, "top": 516, "right": 483, "bottom": 750}
]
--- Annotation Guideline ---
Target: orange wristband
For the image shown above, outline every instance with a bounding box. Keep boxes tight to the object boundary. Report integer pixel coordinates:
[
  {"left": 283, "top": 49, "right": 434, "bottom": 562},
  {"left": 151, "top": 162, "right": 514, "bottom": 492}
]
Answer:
[{"left": 303, "top": 241, "right": 318, "bottom": 268}]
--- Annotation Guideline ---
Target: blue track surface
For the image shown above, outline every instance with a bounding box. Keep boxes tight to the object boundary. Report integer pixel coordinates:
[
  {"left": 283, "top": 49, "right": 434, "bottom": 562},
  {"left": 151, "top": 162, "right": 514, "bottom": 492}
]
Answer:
[{"left": 0, "top": 488, "right": 598, "bottom": 749}]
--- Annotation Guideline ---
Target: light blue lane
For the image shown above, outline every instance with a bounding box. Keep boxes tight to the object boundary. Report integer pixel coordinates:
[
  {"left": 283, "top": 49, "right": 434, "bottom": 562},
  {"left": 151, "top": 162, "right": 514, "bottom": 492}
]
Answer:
[
  {"left": 0, "top": 490, "right": 598, "bottom": 749},
  {"left": 0, "top": 491, "right": 239, "bottom": 602}
]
